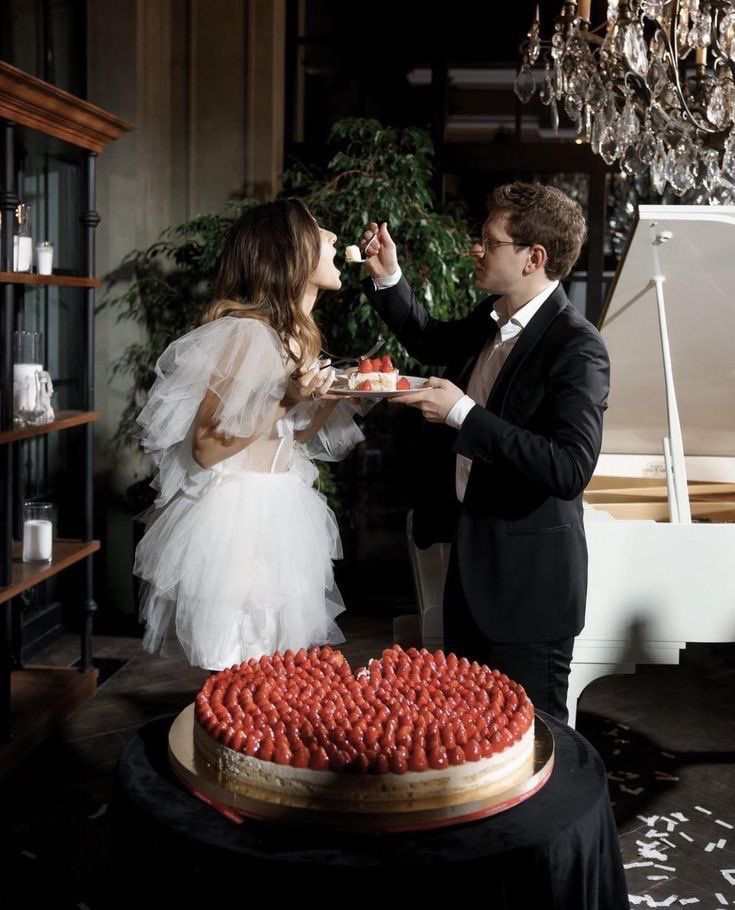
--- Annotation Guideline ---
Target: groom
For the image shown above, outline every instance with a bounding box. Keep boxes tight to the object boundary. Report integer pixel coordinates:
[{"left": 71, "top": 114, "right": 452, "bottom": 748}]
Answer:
[{"left": 361, "top": 182, "right": 610, "bottom": 723}]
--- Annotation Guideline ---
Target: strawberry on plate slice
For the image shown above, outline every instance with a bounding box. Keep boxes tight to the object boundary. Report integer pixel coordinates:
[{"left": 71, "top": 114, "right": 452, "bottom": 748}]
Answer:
[
  {"left": 396, "top": 377, "right": 411, "bottom": 390},
  {"left": 358, "top": 380, "right": 373, "bottom": 391}
]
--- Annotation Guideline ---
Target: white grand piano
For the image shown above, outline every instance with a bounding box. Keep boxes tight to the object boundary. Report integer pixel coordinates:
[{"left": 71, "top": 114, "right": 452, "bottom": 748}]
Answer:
[
  {"left": 569, "top": 204, "right": 735, "bottom": 725},
  {"left": 408, "top": 204, "right": 735, "bottom": 727}
]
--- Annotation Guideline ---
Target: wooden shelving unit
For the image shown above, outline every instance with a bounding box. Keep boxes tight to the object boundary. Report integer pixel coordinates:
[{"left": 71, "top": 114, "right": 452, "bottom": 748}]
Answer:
[
  {"left": 0, "top": 410, "right": 100, "bottom": 445},
  {"left": 0, "top": 272, "right": 102, "bottom": 288},
  {"left": 0, "top": 60, "right": 133, "bottom": 771},
  {"left": 0, "top": 539, "right": 102, "bottom": 606},
  {"left": 0, "top": 665, "right": 99, "bottom": 777}
]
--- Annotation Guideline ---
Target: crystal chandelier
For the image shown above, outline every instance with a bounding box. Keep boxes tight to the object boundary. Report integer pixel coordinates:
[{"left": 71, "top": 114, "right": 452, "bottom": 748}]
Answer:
[{"left": 515, "top": 0, "right": 735, "bottom": 203}]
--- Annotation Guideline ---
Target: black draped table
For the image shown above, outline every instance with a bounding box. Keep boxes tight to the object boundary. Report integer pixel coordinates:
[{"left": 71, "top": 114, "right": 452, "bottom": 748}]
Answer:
[{"left": 113, "top": 711, "right": 628, "bottom": 908}]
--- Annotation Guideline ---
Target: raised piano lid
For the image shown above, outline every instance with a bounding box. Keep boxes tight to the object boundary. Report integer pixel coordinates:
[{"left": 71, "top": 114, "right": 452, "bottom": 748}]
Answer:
[
  {"left": 573, "top": 207, "right": 735, "bottom": 728},
  {"left": 596, "top": 204, "right": 735, "bottom": 482}
]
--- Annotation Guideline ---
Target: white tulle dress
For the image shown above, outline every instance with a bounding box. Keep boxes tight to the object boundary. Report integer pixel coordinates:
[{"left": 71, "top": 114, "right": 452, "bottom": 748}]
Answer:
[{"left": 133, "top": 316, "right": 365, "bottom": 671}]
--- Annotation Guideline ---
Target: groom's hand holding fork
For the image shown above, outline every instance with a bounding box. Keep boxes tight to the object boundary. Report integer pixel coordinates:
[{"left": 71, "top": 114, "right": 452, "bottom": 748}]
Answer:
[{"left": 361, "top": 221, "right": 465, "bottom": 423}]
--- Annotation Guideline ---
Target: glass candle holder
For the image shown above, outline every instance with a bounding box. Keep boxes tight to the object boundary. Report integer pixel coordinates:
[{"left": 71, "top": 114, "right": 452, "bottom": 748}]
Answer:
[
  {"left": 36, "top": 241, "right": 54, "bottom": 276},
  {"left": 13, "top": 203, "right": 32, "bottom": 272},
  {"left": 13, "top": 331, "right": 44, "bottom": 426},
  {"left": 22, "top": 501, "right": 54, "bottom": 564}
]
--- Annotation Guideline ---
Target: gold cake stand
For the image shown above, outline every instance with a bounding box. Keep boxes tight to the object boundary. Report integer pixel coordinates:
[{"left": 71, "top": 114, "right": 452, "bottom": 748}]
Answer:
[{"left": 168, "top": 703, "right": 554, "bottom": 832}]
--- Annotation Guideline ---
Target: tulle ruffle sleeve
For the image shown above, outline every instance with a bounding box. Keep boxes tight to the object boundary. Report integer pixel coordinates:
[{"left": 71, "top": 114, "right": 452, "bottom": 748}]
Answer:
[
  {"left": 137, "top": 317, "right": 288, "bottom": 506},
  {"left": 277, "top": 398, "right": 372, "bottom": 462},
  {"left": 309, "top": 400, "right": 370, "bottom": 461}
]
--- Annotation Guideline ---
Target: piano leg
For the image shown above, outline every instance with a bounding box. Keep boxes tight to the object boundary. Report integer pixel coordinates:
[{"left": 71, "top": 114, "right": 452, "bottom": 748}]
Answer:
[
  {"left": 567, "top": 661, "right": 634, "bottom": 728},
  {"left": 569, "top": 640, "right": 686, "bottom": 728}
]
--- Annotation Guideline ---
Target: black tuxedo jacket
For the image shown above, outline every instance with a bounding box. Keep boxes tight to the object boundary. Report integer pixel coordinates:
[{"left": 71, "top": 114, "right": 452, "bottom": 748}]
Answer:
[{"left": 363, "top": 276, "right": 610, "bottom": 642}]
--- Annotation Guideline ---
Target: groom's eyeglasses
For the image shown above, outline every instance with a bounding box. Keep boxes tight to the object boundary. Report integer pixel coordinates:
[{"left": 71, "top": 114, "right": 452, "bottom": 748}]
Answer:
[{"left": 479, "top": 235, "right": 532, "bottom": 252}]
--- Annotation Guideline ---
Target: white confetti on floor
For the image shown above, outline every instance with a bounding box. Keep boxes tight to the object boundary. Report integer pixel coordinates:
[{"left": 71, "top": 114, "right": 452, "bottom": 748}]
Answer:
[{"left": 603, "top": 723, "right": 734, "bottom": 910}]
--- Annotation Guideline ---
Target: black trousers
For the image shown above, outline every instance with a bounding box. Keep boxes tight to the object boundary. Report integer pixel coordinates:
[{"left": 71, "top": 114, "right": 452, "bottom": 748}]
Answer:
[{"left": 443, "top": 546, "right": 575, "bottom": 724}]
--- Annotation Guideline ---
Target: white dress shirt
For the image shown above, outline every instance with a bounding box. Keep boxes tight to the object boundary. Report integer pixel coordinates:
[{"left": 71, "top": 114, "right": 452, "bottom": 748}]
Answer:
[
  {"left": 372, "top": 267, "right": 403, "bottom": 290},
  {"left": 447, "top": 281, "right": 559, "bottom": 502}
]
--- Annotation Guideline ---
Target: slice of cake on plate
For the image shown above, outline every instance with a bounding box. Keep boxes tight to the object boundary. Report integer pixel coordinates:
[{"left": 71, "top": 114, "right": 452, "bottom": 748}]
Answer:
[{"left": 347, "top": 355, "right": 410, "bottom": 392}]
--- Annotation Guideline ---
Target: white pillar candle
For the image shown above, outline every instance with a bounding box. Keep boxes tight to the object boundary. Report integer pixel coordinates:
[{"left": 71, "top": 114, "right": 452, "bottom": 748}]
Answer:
[
  {"left": 13, "top": 235, "right": 32, "bottom": 272},
  {"left": 36, "top": 242, "right": 54, "bottom": 275},
  {"left": 22, "top": 519, "right": 53, "bottom": 562}
]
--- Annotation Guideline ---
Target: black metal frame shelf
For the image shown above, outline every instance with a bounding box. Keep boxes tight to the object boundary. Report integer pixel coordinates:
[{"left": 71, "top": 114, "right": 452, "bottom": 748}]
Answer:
[{"left": 0, "top": 62, "right": 132, "bottom": 749}]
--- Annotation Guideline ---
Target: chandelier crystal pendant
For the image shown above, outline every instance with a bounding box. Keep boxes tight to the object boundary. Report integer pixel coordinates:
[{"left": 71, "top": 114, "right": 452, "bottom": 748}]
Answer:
[{"left": 515, "top": 0, "right": 735, "bottom": 203}]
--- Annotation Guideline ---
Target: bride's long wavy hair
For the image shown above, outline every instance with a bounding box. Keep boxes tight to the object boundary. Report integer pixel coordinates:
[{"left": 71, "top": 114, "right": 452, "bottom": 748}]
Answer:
[{"left": 203, "top": 199, "right": 323, "bottom": 374}]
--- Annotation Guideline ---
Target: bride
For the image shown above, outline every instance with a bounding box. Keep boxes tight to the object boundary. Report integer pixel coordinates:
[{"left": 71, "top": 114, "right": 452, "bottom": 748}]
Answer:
[{"left": 133, "top": 199, "right": 364, "bottom": 670}]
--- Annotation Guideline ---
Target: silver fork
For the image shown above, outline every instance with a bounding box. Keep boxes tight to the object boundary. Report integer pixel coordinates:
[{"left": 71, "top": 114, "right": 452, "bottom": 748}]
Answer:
[
  {"left": 327, "top": 336, "right": 385, "bottom": 369},
  {"left": 362, "top": 230, "right": 378, "bottom": 259}
]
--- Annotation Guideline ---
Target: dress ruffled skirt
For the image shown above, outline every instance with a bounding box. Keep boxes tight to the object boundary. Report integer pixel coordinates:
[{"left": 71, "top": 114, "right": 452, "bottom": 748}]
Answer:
[{"left": 134, "top": 458, "right": 345, "bottom": 670}]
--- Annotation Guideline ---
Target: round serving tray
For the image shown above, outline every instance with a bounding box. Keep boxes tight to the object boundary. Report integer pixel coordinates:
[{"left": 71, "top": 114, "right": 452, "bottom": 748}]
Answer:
[{"left": 168, "top": 703, "right": 554, "bottom": 833}]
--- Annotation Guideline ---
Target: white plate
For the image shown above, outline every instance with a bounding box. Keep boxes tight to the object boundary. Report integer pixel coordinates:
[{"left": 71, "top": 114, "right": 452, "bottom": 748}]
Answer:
[{"left": 329, "top": 375, "right": 427, "bottom": 399}]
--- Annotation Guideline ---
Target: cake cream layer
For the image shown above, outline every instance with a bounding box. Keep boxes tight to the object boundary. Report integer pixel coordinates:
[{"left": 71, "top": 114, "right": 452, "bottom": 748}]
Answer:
[
  {"left": 194, "top": 720, "right": 534, "bottom": 808},
  {"left": 347, "top": 370, "right": 398, "bottom": 390}
]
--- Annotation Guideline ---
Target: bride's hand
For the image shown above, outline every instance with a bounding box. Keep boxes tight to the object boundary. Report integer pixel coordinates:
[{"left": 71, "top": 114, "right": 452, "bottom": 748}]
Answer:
[{"left": 283, "top": 361, "right": 336, "bottom": 405}]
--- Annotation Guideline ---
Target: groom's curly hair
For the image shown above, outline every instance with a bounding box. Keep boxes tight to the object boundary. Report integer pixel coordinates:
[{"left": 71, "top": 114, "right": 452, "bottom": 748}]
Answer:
[{"left": 487, "top": 182, "right": 587, "bottom": 281}]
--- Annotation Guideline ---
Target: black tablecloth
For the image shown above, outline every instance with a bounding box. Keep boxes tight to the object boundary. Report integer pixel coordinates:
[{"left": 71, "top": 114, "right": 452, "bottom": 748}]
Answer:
[{"left": 113, "top": 711, "right": 628, "bottom": 908}]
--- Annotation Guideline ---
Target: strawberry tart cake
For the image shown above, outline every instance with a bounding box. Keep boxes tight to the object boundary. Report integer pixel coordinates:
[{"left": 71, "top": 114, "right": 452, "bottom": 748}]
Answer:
[{"left": 193, "top": 645, "right": 535, "bottom": 814}]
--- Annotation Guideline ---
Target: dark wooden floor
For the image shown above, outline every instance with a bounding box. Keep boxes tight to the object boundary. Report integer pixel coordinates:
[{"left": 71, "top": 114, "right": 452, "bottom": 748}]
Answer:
[{"left": 1, "top": 531, "right": 733, "bottom": 909}]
